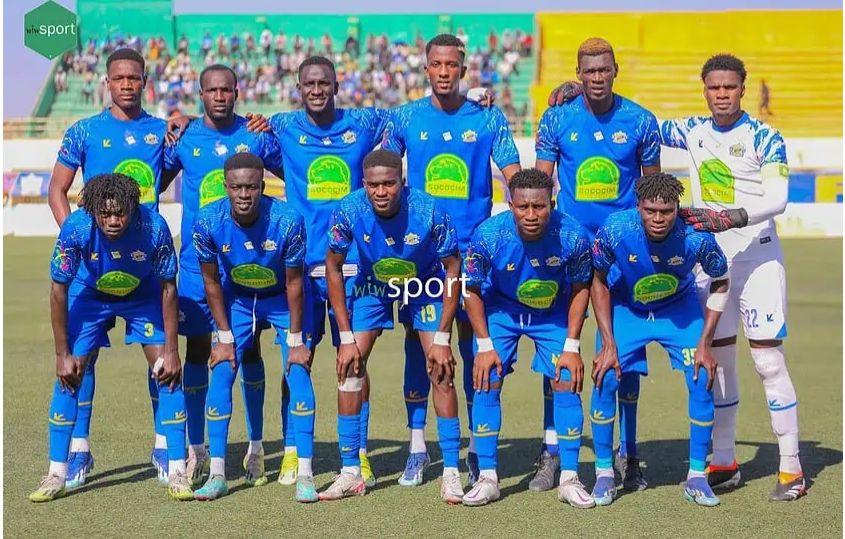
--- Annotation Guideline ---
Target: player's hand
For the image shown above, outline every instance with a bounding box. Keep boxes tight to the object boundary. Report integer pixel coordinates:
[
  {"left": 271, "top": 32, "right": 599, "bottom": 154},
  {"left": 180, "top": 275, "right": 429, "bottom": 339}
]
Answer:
[
  {"left": 56, "top": 352, "right": 84, "bottom": 392},
  {"left": 209, "top": 342, "right": 236, "bottom": 371},
  {"left": 244, "top": 112, "right": 272, "bottom": 133},
  {"left": 473, "top": 349, "right": 503, "bottom": 392},
  {"left": 467, "top": 87, "right": 495, "bottom": 107},
  {"left": 165, "top": 115, "right": 194, "bottom": 146},
  {"left": 557, "top": 351, "right": 585, "bottom": 394},
  {"left": 426, "top": 342, "right": 456, "bottom": 386},
  {"left": 591, "top": 343, "right": 621, "bottom": 390},
  {"left": 156, "top": 349, "right": 183, "bottom": 391},
  {"left": 548, "top": 81, "right": 583, "bottom": 107},
  {"left": 336, "top": 342, "right": 362, "bottom": 384},
  {"left": 286, "top": 344, "right": 313, "bottom": 374},
  {"left": 694, "top": 344, "right": 718, "bottom": 391},
  {"left": 679, "top": 207, "right": 748, "bottom": 233}
]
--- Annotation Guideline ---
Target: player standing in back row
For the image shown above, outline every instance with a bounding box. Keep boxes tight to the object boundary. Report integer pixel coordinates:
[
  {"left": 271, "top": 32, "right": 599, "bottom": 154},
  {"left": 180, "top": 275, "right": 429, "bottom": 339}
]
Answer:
[
  {"left": 382, "top": 34, "right": 521, "bottom": 488},
  {"left": 659, "top": 54, "right": 805, "bottom": 501}
]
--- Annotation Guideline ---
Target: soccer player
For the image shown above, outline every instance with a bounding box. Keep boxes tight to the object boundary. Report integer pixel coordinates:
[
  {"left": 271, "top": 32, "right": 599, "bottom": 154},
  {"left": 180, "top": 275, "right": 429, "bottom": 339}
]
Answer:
[
  {"left": 320, "top": 149, "right": 465, "bottom": 503},
  {"left": 191, "top": 153, "right": 310, "bottom": 501},
  {"left": 164, "top": 64, "right": 284, "bottom": 488},
  {"left": 461, "top": 169, "right": 594, "bottom": 507},
  {"left": 382, "top": 34, "right": 521, "bottom": 487},
  {"left": 47, "top": 48, "right": 188, "bottom": 487},
  {"left": 30, "top": 173, "right": 190, "bottom": 502},
  {"left": 590, "top": 172, "right": 729, "bottom": 507},
  {"left": 533, "top": 37, "right": 661, "bottom": 492},
  {"left": 658, "top": 54, "right": 804, "bottom": 501}
]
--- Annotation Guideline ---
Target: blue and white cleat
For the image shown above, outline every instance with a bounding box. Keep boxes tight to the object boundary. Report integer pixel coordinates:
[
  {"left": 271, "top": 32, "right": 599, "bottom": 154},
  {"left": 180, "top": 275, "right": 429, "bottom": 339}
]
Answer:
[
  {"left": 194, "top": 474, "right": 229, "bottom": 501},
  {"left": 684, "top": 476, "right": 721, "bottom": 507},
  {"left": 151, "top": 448, "right": 169, "bottom": 485},
  {"left": 65, "top": 452, "right": 95, "bottom": 489},
  {"left": 466, "top": 452, "right": 480, "bottom": 488},
  {"left": 295, "top": 475, "right": 319, "bottom": 503},
  {"left": 592, "top": 476, "right": 617, "bottom": 506},
  {"left": 398, "top": 452, "right": 430, "bottom": 487}
]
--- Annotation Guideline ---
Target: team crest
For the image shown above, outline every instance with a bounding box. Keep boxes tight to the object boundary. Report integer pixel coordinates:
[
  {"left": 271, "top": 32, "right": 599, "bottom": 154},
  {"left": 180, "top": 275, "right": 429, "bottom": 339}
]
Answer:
[
  {"left": 668, "top": 256, "right": 684, "bottom": 266},
  {"left": 404, "top": 233, "right": 420, "bottom": 246},
  {"left": 144, "top": 133, "right": 159, "bottom": 145},
  {"left": 125, "top": 135, "right": 137, "bottom": 145},
  {"left": 342, "top": 131, "right": 357, "bottom": 144},
  {"left": 612, "top": 131, "right": 628, "bottom": 144},
  {"left": 545, "top": 256, "right": 561, "bottom": 267},
  {"left": 262, "top": 239, "right": 277, "bottom": 252},
  {"left": 299, "top": 135, "right": 307, "bottom": 144},
  {"left": 131, "top": 250, "right": 147, "bottom": 262},
  {"left": 461, "top": 130, "right": 477, "bottom": 143},
  {"left": 235, "top": 143, "right": 250, "bottom": 153},
  {"left": 729, "top": 142, "right": 746, "bottom": 157}
]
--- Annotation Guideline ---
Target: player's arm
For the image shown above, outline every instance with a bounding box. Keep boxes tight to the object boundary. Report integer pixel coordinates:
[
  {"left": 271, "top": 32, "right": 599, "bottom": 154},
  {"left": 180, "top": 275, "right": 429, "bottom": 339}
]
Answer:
[
  {"left": 490, "top": 107, "right": 522, "bottom": 184},
  {"left": 639, "top": 113, "right": 662, "bottom": 175},
  {"left": 462, "top": 237, "right": 501, "bottom": 391},
  {"left": 48, "top": 163, "right": 78, "bottom": 226},
  {"left": 693, "top": 234, "right": 731, "bottom": 390},
  {"left": 194, "top": 218, "right": 236, "bottom": 370},
  {"left": 589, "top": 227, "right": 621, "bottom": 389},
  {"left": 283, "top": 215, "right": 310, "bottom": 371},
  {"left": 160, "top": 143, "right": 183, "bottom": 195},
  {"left": 49, "top": 226, "right": 84, "bottom": 390},
  {"left": 558, "top": 229, "right": 593, "bottom": 393},
  {"left": 534, "top": 108, "right": 561, "bottom": 183},
  {"left": 151, "top": 220, "right": 181, "bottom": 388},
  {"left": 427, "top": 209, "right": 461, "bottom": 382},
  {"left": 258, "top": 132, "right": 286, "bottom": 181},
  {"left": 326, "top": 206, "right": 361, "bottom": 383},
  {"left": 379, "top": 106, "right": 408, "bottom": 156}
]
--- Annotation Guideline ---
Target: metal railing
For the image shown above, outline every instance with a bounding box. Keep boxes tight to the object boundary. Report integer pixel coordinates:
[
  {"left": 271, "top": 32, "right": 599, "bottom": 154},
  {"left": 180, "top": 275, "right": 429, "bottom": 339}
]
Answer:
[{"left": 4, "top": 117, "right": 79, "bottom": 139}]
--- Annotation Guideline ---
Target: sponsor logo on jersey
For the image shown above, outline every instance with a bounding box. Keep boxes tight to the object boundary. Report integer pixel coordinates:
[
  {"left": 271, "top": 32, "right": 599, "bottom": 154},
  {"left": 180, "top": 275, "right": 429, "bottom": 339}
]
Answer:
[
  {"left": 199, "top": 169, "right": 226, "bottom": 207},
  {"left": 698, "top": 159, "right": 735, "bottom": 204},
  {"left": 230, "top": 263, "right": 277, "bottom": 289},
  {"left": 424, "top": 153, "right": 469, "bottom": 199},
  {"left": 372, "top": 258, "right": 417, "bottom": 283},
  {"left": 633, "top": 273, "right": 679, "bottom": 304},
  {"left": 96, "top": 270, "right": 140, "bottom": 296},
  {"left": 575, "top": 156, "right": 620, "bottom": 201},
  {"left": 306, "top": 155, "right": 352, "bottom": 201},
  {"left": 516, "top": 279, "right": 559, "bottom": 309},
  {"left": 114, "top": 159, "right": 156, "bottom": 204}
]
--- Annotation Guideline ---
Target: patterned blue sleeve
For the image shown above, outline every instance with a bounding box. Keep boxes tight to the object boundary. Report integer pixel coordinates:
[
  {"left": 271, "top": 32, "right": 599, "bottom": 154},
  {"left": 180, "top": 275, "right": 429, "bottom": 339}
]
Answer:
[
  {"left": 591, "top": 226, "right": 617, "bottom": 274},
  {"left": 534, "top": 107, "right": 561, "bottom": 163},
  {"left": 432, "top": 206, "right": 459, "bottom": 259},
  {"left": 258, "top": 131, "right": 284, "bottom": 171},
  {"left": 150, "top": 214, "right": 177, "bottom": 280},
  {"left": 327, "top": 201, "right": 355, "bottom": 255},
  {"left": 489, "top": 106, "right": 521, "bottom": 169},
  {"left": 356, "top": 108, "right": 392, "bottom": 149},
  {"left": 638, "top": 111, "right": 661, "bottom": 167},
  {"left": 50, "top": 212, "right": 86, "bottom": 283},
  {"left": 462, "top": 229, "right": 492, "bottom": 288},
  {"left": 754, "top": 126, "right": 788, "bottom": 166},
  {"left": 564, "top": 225, "right": 593, "bottom": 284},
  {"left": 283, "top": 212, "right": 307, "bottom": 267},
  {"left": 267, "top": 112, "right": 291, "bottom": 134},
  {"left": 658, "top": 117, "right": 707, "bottom": 150},
  {"left": 695, "top": 232, "right": 729, "bottom": 279},
  {"left": 380, "top": 104, "right": 409, "bottom": 156},
  {"left": 192, "top": 211, "right": 218, "bottom": 265},
  {"left": 163, "top": 141, "right": 182, "bottom": 172},
  {"left": 57, "top": 120, "right": 86, "bottom": 171}
]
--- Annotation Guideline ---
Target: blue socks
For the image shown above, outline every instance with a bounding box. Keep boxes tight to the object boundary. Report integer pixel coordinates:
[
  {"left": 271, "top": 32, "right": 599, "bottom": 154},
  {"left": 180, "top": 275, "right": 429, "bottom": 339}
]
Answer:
[
  {"left": 71, "top": 355, "right": 96, "bottom": 440},
  {"left": 436, "top": 416, "right": 461, "bottom": 469},
  {"left": 618, "top": 372, "right": 640, "bottom": 457},
  {"left": 471, "top": 388, "right": 501, "bottom": 471},
  {"left": 240, "top": 359, "right": 266, "bottom": 443},
  {"left": 183, "top": 361, "right": 209, "bottom": 447},
  {"left": 158, "top": 384, "right": 187, "bottom": 461},
  {"left": 459, "top": 339, "right": 476, "bottom": 435},
  {"left": 148, "top": 367, "right": 164, "bottom": 439},
  {"left": 48, "top": 381, "right": 79, "bottom": 462},
  {"left": 554, "top": 389, "right": 584, "bottom": 472},
  {"left": 206, "top": 362, "right": 237, "bottom": 459},
  {"left": 686, "top": 369, "right": 715, "bottom": 473},
  {"left": 589, "top": 371, "right": 619, "bottom": 471},
  {"left": 404, "top": 337, "right": 429, "bottom": 429},
  {"left": 360, "top": 400, "right": 370, "bottom": 454},
  {"left": 287, "top": 363, "right": 316, "bottom": 459},
  {"left": 542, "top": 376, "right": 559, "bottom": 457},
  {"left": 338, "top": 414, "right": 361, "bottom": 467}
]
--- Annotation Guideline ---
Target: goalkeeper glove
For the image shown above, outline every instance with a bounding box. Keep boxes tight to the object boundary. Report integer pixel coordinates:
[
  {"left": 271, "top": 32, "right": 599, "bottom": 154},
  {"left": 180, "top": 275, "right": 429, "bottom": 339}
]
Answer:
[
  {"left": 679, "top": 207, "right": 749, "bottom": 233},
  {"left": 548, "top": 81, "right": 583, "bottom": 106}
]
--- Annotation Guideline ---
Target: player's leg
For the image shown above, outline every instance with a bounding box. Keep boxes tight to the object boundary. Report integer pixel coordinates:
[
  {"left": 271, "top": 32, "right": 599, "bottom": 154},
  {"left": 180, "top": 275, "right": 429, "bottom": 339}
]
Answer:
[
  {"left": 463, "top": 312, "right": 519, "bottom": 507},
  {"left": 527, "top": 376, "right": 560, "bottom": 492},
  {"left": 456, "top": 312, "right": 481, "bottom": 486},
  {"left": 399, "top": 318, "right": 432, "bottom": 487},
  {"left": 240, "top": 332, "right": 268, "bottom": 487},
  {"left": 741, "top": 259, "right": 804, "bottom": 500}
]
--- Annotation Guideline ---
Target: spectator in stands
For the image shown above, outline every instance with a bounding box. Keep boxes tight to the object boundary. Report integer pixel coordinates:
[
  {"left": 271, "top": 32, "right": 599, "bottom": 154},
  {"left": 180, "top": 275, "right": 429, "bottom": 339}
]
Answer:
[
  {"left": 201, "top": 31, "right": 213, "bottom": 57},
  {"left": 345, "top": 35, "right": 360, "bottom": 58},
  {"left": 275, "top": 31, "right": 286, "bottom": 57},
  {"left": 230, "top": 32, "right": 242, "bottom": 59},
  {"left": 81, "top": 72, "right": 95, "bottom": 104},
  {"left": 759, "top": 79, "right": 774, "bottom": 118},
  {"left": 457, "top": 28, "right": 469, "bottom": 48},
  {"left": 54, "top": 67, "right": 68, "bottom": 93},
  {"left": 178, "top": 34, "right": 189, "bottom": 55},
  {"left": 322, "top": 33, "right": 334, "bottom": 54},
  {"left": 245, "top": 32, "right": 257, "bottom": 60},
  {"left": 261, "top": 27, "right": 273, "bottom": 59}
]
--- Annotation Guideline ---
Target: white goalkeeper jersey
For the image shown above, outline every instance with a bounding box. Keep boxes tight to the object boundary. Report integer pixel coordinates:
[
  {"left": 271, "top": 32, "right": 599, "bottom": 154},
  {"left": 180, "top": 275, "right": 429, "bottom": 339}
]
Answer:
[{"left": 659, "top": 112, "right": 789, "bottom": 261}]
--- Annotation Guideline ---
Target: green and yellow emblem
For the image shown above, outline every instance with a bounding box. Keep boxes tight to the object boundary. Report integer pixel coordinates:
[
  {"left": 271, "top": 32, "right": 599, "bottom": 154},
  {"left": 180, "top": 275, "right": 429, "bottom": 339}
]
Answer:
[
  {"left": 230, "top": 264, "right": 277, "bottom": 289},
  {"left": 96, "top": 271, "right": 141, "bottom": 297},
  {"left": 114, "top": 159, "right": 155, "bottom": 204},
  {"left": 199, "top": 169, "right": 227, "bottom": 207},
  {"left": 307, "top": 156, "right": 352, "bottom": 200},
  {"left": 424, "top": 153, "right": 469, "bottom": 199},
  {"left": 516, "top": 279, "right": 559, "bottom": 309},
  {"left": 372, "top": 258, "right": 417, "bottom": 283},
  {"left": 698, "top": 159, "right": 735, "bottom": 204},
  {"left": 575, "top": 156, "right": 620, "bottom": 201},
  {"left": 633, "top": 274, "right": 679, "bottom": 304}
]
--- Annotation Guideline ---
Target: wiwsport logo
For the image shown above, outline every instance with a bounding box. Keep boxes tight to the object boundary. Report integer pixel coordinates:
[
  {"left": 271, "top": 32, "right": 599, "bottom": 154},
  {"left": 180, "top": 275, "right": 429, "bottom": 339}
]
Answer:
[{"left": 25, "top": 1, "right": 79, "bottom": 60}]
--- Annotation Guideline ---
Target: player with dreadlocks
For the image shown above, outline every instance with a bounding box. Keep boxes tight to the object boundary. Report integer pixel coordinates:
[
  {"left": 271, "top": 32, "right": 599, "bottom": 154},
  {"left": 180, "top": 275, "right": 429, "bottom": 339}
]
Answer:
[
  {"left": 589, "top": 172, "right": 730, "bottom": 507},
  {"left": 31, "top": 173, "right": 190, "bottom": 502}
]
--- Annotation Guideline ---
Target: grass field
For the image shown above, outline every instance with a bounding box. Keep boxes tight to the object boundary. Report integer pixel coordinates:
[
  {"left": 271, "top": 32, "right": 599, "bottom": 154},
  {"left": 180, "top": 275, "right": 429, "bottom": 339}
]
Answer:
[{"left": 3, "top": 237, "right": 842, "bottom": 538}]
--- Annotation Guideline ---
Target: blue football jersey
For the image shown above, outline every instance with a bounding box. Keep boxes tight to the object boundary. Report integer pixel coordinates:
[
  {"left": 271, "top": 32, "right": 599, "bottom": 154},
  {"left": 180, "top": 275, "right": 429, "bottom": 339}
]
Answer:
[
  {"left": 535, "top": 95, "right": 661, "bottom": 234},
  {"left": 267, "top": 108, "right": 390, "bottom": 268},
  {"left": 57, "top": 109, "right": 170, "bottom": 212},
  {"left": 50, "top": 205, "right": 177, "bottom": 299},
  {"left": 193, "top": 196, "right": 305, "bottom": 298},
  {"left": 592, "top": 209, "right": 728, "bottom": 311},
  {"left": 464, "top": 210, "right": 592, "bottom": 315},
  {"left": 164, "top": 115, "right": 283, "bottom": 273},
  {"left": 382, "top": 98, "right": 520, "bottom": 251},
  {"left": 328, "top": 188, "right": 458, "bottom": 300}
]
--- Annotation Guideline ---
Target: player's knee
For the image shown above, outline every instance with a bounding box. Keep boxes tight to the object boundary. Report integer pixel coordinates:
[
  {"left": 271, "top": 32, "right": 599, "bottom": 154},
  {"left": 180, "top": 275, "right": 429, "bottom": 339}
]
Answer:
[
  {"left": 430, "top": 376, "right": 455, "bottom": 394},
  {"left": 553, "top": 388, "right": 581, "bottom": 409},
  {"left": 751, "top": 347, "right": 787, "bottom": 382},
  {"left": 473, "top": 384, "right": 502, "bottom": 406},
  {"left": 338, "top": 375, "right": 364, "bottom": 393},
  {"left": 599, "top": 370, "right": 620, "bottom": 395},
  {"left": 210, "top": 361, "right": 238, "bottom": 387},
  {"left": 685, "top": 371, "right": 714, "bottom": 412}
]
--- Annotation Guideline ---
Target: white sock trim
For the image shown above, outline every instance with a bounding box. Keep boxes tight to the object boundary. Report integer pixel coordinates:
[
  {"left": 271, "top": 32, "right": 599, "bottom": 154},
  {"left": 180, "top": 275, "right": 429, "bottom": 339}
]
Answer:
[
  {"left": 169, "top": 460, "right": 187, "bottom": 474},
  {"left": 210, "top": 457, "right": 225, "bottom": 476},
  {"left": 298, "top": 457, "right": 313, "bottom": 477},
  {"left": 544, "top": 429, "right": 558, "bottom": 447},
  {"left": 248, "top": 440, "right": 263, "bottom": 455},
  {"left": 70, "top": 437, "right": 90, "bottom": 453},
  {"left": 155, "top": 434, "right": 167, "bottom": 450},
  {"left": 409, "top": 428, "right": 427, "bottom": 454},
  {"left": 49, "top": 461, "right": 68, "bottom": 479}
]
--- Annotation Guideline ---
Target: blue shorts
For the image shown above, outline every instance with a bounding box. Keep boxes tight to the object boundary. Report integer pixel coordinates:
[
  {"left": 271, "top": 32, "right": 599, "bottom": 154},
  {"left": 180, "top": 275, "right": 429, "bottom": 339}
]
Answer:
[
  {"left": 178, "top": 269, "right": 215, "bottom": 337},
  {"left": 596, "top": 292, "right": 705, "bottom": 375},
  {"left": 68, "top": 281, "right": 112, "bottom": 351},
  {"left": 299, "top": 275, "right": 353, "bottom": 349},
  {"left": 486, "top": 310, "right": 570, "bottom": 385},
  {"left": 67, "top": 289, "right": 165, "bottom": 358},
  {"left": 228, "top": 292, "right": 289, "bottom": 362}
]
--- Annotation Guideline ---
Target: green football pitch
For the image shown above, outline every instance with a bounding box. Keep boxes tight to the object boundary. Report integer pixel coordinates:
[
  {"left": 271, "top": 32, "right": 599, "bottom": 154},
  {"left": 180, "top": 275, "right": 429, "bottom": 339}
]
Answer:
[{"left": 3, "top": 237, "right": 842, "bottom": 538}]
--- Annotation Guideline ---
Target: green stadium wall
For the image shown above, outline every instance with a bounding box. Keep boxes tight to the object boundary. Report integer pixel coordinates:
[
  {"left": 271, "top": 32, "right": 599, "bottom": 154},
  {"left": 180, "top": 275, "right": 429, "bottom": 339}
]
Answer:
[{"left": 78, "top": 0, "right": 175, "bottom": 47}]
